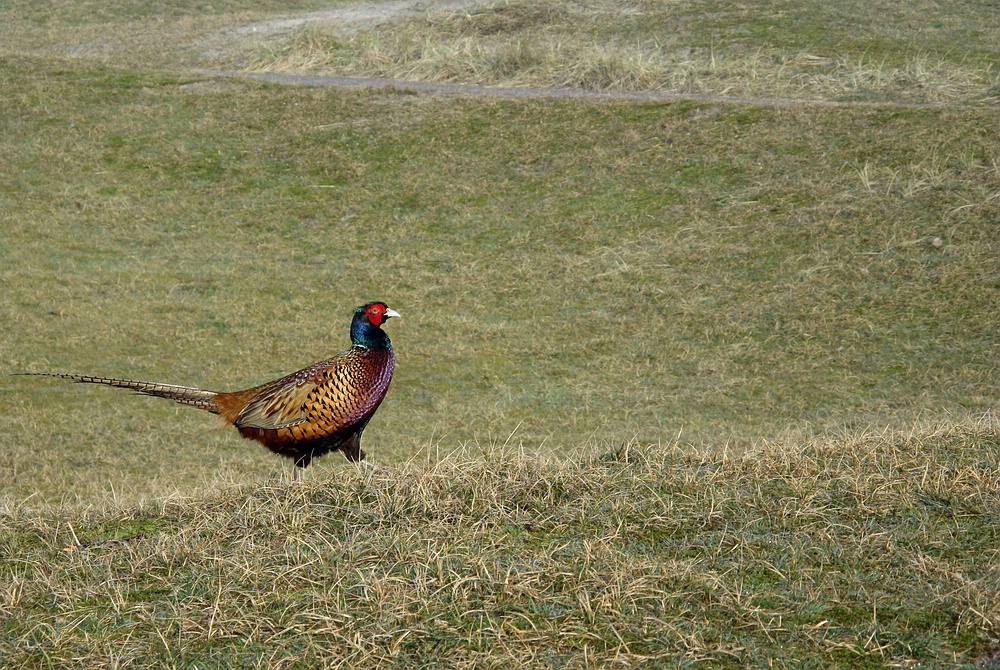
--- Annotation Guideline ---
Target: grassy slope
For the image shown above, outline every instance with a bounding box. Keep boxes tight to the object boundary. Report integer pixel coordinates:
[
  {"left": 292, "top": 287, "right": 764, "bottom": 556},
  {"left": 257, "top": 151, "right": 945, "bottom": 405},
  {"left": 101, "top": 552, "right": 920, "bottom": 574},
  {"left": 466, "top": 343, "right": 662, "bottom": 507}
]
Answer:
[
  {"left": 0, "top": 0, "right": 998, "bottom": 666},
  {"left": 0, "top": 0, "right": 339, "bottom": 66},
  {"left": 2, "top": 54, "right": 997, "bottom": 504},
  {"left": 2, "top": 418, "right": 998, "bottom": 667}
]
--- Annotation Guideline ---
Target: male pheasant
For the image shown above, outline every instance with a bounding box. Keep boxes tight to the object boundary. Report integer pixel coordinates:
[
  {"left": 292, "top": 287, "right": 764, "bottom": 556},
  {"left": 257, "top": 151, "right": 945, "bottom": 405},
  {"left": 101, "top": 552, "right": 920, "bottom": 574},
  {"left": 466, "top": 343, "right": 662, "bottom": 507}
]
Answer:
[{"left": 27, "top": 302, "right": 399, "bottom": 472}]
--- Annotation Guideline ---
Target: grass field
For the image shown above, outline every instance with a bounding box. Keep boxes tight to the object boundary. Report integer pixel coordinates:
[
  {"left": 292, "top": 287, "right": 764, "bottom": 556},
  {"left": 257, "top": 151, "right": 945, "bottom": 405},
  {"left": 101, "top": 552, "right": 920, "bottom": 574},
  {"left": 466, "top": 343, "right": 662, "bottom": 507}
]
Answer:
[
  {"left": 1, "top": 0, "right": 998, "bottom": 666},
  {"left": 3, "top": 420, "right": 999, "bottom": 667}
]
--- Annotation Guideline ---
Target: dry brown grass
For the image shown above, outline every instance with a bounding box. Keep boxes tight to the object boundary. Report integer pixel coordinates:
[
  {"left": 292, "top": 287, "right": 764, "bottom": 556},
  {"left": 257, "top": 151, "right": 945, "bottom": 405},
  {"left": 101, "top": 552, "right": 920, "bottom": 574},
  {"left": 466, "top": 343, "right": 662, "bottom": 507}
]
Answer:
[
  {"left": 243, "top": 0, "right": 1000, "bottom": 105},
  {"left": 3, "top": 416, "right": 998, "bottom": 667}
]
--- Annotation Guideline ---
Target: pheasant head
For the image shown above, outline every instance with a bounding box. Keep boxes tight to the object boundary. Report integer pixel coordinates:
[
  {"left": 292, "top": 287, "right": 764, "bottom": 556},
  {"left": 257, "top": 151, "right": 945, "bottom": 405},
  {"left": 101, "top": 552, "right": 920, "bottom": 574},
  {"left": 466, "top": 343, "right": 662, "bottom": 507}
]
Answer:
[{"left": 351, "top": 302, "right": 400, "bottom": 349}]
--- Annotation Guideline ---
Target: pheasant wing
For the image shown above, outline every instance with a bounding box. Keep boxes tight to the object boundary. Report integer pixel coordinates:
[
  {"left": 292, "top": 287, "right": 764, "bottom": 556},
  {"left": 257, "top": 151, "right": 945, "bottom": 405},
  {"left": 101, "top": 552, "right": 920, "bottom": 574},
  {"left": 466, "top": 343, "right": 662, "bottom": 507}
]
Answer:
[{"left": 234, "top": 373, "right": 321, "bottom": 430}]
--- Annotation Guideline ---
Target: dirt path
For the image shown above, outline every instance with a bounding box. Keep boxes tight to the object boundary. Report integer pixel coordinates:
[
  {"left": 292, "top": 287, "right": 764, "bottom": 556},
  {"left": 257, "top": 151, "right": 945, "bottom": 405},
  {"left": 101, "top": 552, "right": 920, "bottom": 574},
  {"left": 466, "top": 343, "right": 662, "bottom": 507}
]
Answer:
[
  {"left": 227, "top": 0, "right": 484, "bottom": 38},
  {"left": 205, "top": 69, "right": 953, "bottom": 109}
]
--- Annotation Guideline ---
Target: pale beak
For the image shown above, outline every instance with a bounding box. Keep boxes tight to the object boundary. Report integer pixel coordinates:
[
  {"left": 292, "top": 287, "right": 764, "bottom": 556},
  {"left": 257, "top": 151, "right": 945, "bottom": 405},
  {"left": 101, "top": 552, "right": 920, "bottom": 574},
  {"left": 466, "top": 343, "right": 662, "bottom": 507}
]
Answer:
[{"left": 385, "top": 308, "right": 401, "bottom": 319}]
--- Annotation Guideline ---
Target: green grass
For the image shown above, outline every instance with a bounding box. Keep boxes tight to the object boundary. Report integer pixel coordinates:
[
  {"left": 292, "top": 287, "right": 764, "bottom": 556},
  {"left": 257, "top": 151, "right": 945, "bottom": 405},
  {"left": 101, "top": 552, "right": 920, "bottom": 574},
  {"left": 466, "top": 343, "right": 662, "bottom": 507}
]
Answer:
[
  {"left": 0, "top": 1, "right": 998, "bottom": 665},
  {"left": 0, "top": 0, "right": 341, "bottom": 72},
  {"left": 2, "top": 50, "right": 997, "bottom": 503},
  {"left": 2, "top": 418, "right": 998, "bottom": 667}
]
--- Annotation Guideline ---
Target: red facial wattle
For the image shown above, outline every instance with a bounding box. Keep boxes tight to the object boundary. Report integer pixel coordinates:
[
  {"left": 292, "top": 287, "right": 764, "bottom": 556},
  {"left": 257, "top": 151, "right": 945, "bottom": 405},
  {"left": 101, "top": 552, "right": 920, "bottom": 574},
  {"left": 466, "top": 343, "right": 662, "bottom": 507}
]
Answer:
[{"left": 366, "top": 303, "right": 386, "bottom": 325}]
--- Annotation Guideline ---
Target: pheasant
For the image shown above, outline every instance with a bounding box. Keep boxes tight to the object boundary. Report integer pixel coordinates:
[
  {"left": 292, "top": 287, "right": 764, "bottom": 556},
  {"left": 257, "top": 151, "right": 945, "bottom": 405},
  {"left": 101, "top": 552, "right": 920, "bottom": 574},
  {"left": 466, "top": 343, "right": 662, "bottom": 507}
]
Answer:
[{"left": 25, "top": 301, "right": 399, "bottom": 473}]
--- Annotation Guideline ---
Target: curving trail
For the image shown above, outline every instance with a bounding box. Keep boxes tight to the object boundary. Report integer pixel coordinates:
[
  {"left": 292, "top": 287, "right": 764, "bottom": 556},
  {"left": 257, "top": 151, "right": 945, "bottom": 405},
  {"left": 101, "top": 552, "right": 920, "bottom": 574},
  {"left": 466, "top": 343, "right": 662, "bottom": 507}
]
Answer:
[{"left": 204, "top": 69, "right": 953, "bottom": 109}]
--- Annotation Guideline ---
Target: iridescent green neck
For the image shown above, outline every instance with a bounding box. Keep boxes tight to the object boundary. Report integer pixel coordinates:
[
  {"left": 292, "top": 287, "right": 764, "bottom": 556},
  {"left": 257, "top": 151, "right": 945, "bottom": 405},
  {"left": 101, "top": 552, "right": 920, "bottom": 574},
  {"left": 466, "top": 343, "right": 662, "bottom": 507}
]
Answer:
[{"left": 350, "top": 311, "right": 391, "bottom": 350}]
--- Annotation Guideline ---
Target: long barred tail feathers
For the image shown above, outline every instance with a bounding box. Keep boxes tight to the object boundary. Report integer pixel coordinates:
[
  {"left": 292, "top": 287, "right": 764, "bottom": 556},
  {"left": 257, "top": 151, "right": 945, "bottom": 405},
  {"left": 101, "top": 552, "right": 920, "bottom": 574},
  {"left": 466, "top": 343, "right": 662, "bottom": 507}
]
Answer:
[{"left": 21, "top": 373, "right": 222, "bottom": 414}]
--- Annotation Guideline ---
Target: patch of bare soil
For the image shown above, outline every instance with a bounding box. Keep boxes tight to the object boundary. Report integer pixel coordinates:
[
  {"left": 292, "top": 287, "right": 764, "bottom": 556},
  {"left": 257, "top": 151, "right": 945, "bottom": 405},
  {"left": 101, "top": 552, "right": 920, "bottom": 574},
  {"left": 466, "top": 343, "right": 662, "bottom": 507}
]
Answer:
[{"left": 228, "top": 0, "right": 483, "bottom": 38}]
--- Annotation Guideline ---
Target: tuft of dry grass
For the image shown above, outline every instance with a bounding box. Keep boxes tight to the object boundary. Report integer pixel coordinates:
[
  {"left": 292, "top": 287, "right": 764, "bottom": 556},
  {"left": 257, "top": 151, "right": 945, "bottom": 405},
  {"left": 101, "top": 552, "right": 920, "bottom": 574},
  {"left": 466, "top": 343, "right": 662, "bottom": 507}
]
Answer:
[
  {"left": 254, "top": 26, "right": 1000, "bottom": 105},
  {"left": 243, "top": 0, "right": 1000, "bottom": 105},
  {"left": 2, "top": 416, "right": 998, "bottom": 667}
]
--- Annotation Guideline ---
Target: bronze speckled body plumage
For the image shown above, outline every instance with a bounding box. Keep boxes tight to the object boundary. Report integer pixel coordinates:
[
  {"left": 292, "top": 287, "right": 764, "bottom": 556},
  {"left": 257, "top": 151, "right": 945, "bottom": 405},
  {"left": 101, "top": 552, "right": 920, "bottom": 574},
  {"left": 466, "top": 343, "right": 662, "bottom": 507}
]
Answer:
[{"left": 29, "top": 302, "right": 399, "bottom": 470}]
